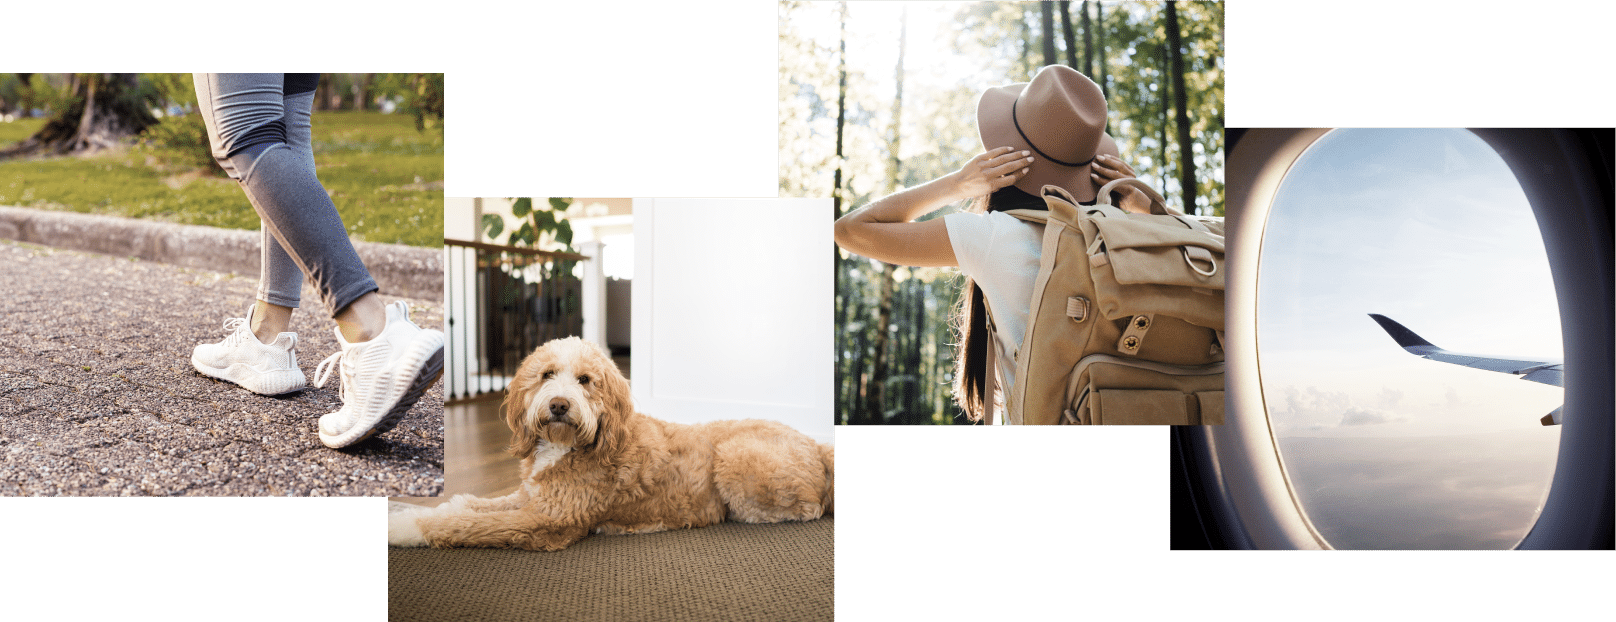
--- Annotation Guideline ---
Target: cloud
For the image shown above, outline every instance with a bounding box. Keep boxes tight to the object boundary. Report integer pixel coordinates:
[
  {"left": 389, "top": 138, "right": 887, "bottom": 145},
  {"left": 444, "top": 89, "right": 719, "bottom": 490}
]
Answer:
[
  {"left": 1285, "top": 385, "right": 1350, "bottom": 418},
  {"left": 1340, "top": 406, "right": 1398, "bottom": 426}
]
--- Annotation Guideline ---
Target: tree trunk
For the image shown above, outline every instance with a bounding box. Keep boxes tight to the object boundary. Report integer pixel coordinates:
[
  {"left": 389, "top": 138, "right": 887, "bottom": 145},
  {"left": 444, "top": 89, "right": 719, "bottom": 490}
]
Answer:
[
  {"left": 836, "top": 265, "right": 856, "bottom": 424},
  {"left": 832, "top": 2, "right": 848, "bottom": 220},
  {"left": 868, "top": 263, "right": 895, "bottom": 423},
  {"left": 888, "top": 6, "right": 906, "bottom": 193},
  {"left": 1166, "top": 1, "right": 1197, "bottom": 214},
  {"left": 903, "top": 280, "right": 925, "bottom": 424},
  {"left": 357, "top": 73, "right": 373, "bottom": 111},
  {"left": 866, "top": 6, "right": 907, "bottom": 425},
  {"left": 832, "top": 0, "right": 849, "bottom": 357},
  {"left": 1159, "top": 44, "right": 1171, "bottom": 205},
  {"left": 1081, "top": 1, "right": 1095, "bottom": 77},
  {"left": 1040, "top": 1, "right": 1057, "bottom": 68},
  {"left": 1095, "top": 2, "right": 1107, "bottom": 95},
  {"left": 0, "top": 73, "right": 157, "bottom": 159},
  {"left": 315, "top": 75, "right": 334, "bottom": 111},
  {"left": 12, "top": 73, "right": 36, "bottom": 118},
  {"left": 1059, "top": 1, "right": 1077, "bottom": 69},
  {"left": 1020, "top": 5, "right": 1033, "bottom": 78},
  {"left": 846, "top": 282, "right": 869, "bottom": 424},
  {"left": 833, "top": 1, "right": 854, "bottom": 422}
]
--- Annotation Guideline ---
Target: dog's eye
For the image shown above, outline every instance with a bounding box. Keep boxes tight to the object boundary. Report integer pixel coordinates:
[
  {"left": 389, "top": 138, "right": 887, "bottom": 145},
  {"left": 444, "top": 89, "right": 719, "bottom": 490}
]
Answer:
[
  {"left": 542, "top": 370, "right": 555, "bottom": 380},
  {"left": 578, "top": 374, "right": 590, "bottom": 385}
]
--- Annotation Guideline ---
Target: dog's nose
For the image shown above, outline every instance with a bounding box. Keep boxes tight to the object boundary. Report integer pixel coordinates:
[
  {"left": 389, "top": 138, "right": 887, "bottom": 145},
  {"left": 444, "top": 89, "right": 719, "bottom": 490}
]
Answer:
[{"left": 548, "top": 398, "right": 570, "bottom": 422}]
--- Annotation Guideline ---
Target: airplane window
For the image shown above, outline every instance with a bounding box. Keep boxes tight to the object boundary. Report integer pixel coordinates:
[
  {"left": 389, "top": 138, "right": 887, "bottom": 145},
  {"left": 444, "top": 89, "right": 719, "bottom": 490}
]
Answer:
[{"left": 1257, "top": 129, "right": 1565, "bottom": 549}]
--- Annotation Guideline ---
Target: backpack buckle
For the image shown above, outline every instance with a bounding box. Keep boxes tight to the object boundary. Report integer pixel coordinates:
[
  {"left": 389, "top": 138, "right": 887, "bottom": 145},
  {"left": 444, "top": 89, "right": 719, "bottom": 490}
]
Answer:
[{"left": 1066, "top": 296, "right": 1090, "bottom": 323}]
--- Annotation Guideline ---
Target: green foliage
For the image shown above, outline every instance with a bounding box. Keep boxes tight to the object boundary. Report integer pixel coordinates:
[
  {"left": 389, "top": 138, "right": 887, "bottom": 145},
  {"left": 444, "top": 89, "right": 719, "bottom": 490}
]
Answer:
[
  {"left": 1, "top": 74, "right": 72, "bottom": 118},
  {"left": 485, "top": 197, "right": 576, "bottom": 253},
  {"left": 1099, "top": 1, "right": 1223, "bottom": 216},
  {"left": 482, "top": 197, "right": 581, "bottom": 312},
  {"left": 405, "top": 73, "right": 445, "bottom": 132},
  {"left": 140, "top": 73, "right": 197, "bottom": 111},
  {"left": 481, "top": 212, "right": 505, "bottom": 240},
  {"left": 0, "top": 111, "right": 443, "bottom": 247},
  {"left": 136, "top": 112, "right": 216, "bottom": 173},
  {"left": 0, "top": 74, "right": 29, "bottom": 116},
  {"left": 361, "top": 72, "right": 442, "bottom": 129}
]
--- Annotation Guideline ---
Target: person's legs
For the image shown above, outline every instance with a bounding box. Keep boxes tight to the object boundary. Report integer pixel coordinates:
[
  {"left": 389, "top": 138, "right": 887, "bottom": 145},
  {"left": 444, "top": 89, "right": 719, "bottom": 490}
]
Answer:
[
  {"left": 249, "top": 299, "right": 296, "bottom": 344},
  {"left": 190, "top": 74, "right": 308, "bottom": 392},
  {"left": 193, "top": 73, "right": 442, "bottom": 447},
  {"left": 251, "top": 77, "right": 315, "bottom": 341}
]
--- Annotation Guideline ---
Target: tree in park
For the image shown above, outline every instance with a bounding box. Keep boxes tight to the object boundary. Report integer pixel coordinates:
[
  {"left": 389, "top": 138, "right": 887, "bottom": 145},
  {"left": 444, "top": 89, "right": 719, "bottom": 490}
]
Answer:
[{"left": 0, "top": 73, "right": 158, "bottom": 159}]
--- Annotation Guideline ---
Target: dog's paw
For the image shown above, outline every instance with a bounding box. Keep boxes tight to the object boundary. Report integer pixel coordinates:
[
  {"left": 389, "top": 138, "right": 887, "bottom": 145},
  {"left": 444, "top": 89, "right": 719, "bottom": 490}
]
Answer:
[{"left": 387, "top": 511, "right": 428, "bottom": 548}]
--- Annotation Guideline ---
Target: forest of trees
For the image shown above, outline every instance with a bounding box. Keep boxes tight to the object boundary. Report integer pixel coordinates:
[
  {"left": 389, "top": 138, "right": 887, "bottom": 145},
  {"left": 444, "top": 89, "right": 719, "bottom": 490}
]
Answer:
[
  {"left": 0, "top": 73, "right": 445, "bottom": 159},
  {"left": 780, "top": 1, "right": 1224, "bottom": 424}
]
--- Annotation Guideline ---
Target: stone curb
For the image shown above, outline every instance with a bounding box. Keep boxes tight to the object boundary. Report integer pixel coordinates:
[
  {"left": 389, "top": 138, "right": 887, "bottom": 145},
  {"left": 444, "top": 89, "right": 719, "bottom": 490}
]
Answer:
[{"left": 0, "top": 206, "right": 441, "bottom": 301}]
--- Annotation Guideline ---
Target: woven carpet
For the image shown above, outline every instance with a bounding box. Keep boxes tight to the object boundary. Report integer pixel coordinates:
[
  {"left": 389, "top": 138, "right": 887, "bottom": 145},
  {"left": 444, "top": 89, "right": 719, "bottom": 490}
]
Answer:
[{"left": 388, "top": 505, "right": 833, "bottom": 622}]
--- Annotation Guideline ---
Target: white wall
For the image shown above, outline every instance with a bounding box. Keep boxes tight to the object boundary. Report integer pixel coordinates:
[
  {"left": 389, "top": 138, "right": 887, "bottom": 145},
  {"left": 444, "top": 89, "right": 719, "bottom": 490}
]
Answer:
[{"left": 631, "top": 198, "right": 833, "bottom": 444}]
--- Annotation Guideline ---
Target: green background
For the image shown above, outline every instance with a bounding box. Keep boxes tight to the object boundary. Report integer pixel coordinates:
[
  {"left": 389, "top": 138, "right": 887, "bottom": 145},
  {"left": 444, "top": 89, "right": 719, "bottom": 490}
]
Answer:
[{"left": 6, "top": 0, "right": 1609, "bottom": 617}]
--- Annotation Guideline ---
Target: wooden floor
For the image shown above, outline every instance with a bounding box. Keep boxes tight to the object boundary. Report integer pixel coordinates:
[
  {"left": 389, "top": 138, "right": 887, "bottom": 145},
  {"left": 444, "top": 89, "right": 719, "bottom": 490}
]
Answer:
[
  {"left": 393, "top": 354, "right": 629, "bottom": 508},
  {"left": 446, "top": 396, "right": 524, "bottom": 497}
]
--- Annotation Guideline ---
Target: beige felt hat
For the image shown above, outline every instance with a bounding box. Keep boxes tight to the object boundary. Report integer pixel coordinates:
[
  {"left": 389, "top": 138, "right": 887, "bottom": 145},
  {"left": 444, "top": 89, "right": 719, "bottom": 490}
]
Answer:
[{"left": 977, "top": 65, "right": 1110, "bottom": 201}]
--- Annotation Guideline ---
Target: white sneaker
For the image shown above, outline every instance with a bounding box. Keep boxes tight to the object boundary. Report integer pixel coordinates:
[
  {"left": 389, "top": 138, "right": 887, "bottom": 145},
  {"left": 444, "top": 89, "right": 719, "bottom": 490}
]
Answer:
[
  {"left": 191, "top": 305, "right": 307, "bottom": 395},
  {"left": 312, "top": 301, "right": 445, "bottom": 448}
]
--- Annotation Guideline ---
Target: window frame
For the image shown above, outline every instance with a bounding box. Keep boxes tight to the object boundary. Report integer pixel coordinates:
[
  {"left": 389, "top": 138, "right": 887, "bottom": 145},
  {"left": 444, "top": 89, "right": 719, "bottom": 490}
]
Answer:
[{"left": 1178, "top": 128, "right": 1612, "bottom": 550}]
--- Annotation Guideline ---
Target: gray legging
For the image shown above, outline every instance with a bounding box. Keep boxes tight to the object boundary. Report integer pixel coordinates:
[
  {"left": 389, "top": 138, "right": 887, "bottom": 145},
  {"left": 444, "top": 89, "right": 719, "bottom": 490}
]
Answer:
[{"left": 193, "top": 73, "right": 377, "bottom": 318}]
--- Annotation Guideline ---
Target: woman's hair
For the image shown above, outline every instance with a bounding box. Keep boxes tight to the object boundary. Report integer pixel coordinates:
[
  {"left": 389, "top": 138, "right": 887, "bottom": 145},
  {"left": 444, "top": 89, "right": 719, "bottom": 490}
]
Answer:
[{"left": 949, "top": 185, "right": 1045, "bottom": 422}]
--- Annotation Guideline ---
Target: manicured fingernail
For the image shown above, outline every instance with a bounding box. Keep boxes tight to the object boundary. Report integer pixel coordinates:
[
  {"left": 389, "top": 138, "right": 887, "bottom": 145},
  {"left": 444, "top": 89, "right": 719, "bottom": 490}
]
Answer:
[{"left": 1021, "top": 151, "right": 1030, "bottom": 156}]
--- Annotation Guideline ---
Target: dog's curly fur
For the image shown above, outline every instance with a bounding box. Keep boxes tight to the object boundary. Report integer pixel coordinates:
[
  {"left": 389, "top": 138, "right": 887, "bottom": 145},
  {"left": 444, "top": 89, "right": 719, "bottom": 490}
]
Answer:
[{"left": 389, "top": 337, "right": 834, "bottom": 551}]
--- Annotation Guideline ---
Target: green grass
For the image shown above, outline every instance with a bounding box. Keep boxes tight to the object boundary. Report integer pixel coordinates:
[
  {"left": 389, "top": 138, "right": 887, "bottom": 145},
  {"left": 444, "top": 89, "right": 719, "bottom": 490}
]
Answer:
[
  {"left": 0, "top": 112, "right": 442, "bottom": 248},
  {"left": 0, "top": 117, "right": 47, "bottom": 147}
]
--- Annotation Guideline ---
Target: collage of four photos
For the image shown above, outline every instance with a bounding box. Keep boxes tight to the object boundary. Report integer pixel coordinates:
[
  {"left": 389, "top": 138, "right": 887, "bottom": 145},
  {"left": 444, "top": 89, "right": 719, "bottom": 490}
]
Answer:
[{"left": 2, "top": 2, "right": 1611, "bottom": 621}]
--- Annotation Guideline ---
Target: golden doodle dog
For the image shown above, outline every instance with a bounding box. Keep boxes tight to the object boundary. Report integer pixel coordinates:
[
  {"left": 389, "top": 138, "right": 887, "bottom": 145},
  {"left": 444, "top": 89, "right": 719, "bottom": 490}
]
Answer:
[{"left": 389, "top": 337, "right": 833, "bottom": 551}]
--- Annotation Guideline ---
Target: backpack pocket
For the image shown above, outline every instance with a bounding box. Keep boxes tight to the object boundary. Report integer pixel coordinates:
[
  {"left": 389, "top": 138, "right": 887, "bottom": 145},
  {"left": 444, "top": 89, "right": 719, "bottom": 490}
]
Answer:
[
  {"left": 1060, "top": 354, "right": 1224, "bottom": 425},
  {"left": 1083, "top": 215, "right": 1224, "bottom": 330}
]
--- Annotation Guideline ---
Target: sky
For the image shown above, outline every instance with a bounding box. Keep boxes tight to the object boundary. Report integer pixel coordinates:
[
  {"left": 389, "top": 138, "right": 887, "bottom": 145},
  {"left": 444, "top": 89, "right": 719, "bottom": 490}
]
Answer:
[{"left": 1255, "top": 128, "right": 1565, "bottom": 548}]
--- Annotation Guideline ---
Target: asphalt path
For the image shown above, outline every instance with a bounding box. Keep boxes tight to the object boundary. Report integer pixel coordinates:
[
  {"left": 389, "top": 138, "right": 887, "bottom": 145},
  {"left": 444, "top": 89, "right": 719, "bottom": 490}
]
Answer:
[{"left": 0, "top": 239, "right": 444, "bottom": 496}]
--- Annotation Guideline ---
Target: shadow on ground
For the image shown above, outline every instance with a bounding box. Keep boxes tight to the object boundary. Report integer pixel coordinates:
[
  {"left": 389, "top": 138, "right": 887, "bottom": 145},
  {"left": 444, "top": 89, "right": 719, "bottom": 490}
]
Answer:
[{"left": 0, "top": 240, "right": 443, "bottom": 496}]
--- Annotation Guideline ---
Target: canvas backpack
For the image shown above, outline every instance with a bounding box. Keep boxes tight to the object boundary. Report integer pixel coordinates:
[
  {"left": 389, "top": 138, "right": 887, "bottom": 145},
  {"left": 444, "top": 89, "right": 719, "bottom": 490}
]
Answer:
[{"left": 982, "top": 179, "right": 1225, "bottom": 425}]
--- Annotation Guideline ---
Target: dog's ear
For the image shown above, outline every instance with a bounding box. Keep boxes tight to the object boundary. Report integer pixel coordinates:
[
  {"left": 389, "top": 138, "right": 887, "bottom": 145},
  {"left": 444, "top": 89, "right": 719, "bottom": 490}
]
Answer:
[
  {"left": 588, "top": 342, "right": 633, "bottom": 455},
  {"left": 503, "top": 346, "right": 547, "bottom": 457}
]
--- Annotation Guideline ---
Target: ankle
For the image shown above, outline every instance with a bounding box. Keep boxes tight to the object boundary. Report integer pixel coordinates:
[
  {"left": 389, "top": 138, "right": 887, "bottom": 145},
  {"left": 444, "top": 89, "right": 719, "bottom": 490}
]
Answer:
[
  {"left": 335, "top": 294, "right": 388, "bottom": 344},
  {"left": 250, "top": 300, "right": 295, "bottom": 344},
  {"left": 252, "top": 326, "right": 282, "bottom": 344},
  {"left": 338, "top": 323, "right": 379, "bottom": 344}
]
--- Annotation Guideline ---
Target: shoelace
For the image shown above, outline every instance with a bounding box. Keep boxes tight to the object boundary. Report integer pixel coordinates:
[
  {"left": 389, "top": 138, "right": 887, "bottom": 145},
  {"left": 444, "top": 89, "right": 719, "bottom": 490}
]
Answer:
[
  {"left": 220, "top": 317, "right": 253, "bottom": 346},
  {"left": 313, "top": 350, "right": 345, "bottom": 389},
  {"left": 312, "top": 350, "right": 356, "bottom": 430}
]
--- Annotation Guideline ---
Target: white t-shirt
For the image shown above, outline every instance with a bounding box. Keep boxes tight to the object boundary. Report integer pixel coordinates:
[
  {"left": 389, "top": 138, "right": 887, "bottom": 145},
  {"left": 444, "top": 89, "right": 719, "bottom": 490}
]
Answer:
[{"left": 943, "top": 211, "right": 1043, "bottom": 421}]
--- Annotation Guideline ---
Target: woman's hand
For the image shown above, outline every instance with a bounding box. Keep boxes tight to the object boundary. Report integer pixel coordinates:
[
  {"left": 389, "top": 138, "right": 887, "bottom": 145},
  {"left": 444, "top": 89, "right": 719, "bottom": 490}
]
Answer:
[
  {"left": 832, "top": 148, "right": 1034, "bottom": 268},
  {"left": 1091, "top": 154, "right": 1153, "bottom": 214},
  {"left": 950, "top": 146, "right": 1033, "bottom": 200}
]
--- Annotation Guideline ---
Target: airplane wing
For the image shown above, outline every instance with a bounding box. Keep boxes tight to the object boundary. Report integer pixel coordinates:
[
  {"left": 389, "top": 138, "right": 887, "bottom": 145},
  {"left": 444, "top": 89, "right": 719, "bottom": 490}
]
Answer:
[{"left": 1368, "top": 314, "right": 1564, "bottom": 425}]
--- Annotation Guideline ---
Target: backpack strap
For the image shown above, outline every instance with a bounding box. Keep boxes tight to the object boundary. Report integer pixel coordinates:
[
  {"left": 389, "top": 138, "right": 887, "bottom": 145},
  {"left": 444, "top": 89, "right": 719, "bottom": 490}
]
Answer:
[
  {"left": 1089, "top": 179, "right": 1219, "bottom": 275},
  {"left": 1095, "top": 178, "right": 1178, "bottom": 216}
]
